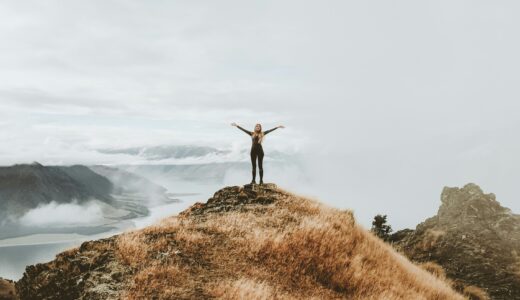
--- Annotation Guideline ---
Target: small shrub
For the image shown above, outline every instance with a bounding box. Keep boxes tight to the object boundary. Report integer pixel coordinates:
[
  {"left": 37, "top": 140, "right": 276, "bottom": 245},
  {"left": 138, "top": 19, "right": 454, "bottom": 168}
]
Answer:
[{"left": 371, "top": 214, "right": 392, "bottom": 241}]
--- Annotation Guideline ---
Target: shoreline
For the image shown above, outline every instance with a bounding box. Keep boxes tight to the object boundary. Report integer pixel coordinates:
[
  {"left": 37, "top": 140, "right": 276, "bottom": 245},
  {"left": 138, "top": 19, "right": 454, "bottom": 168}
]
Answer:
[{"left": 0, "top": 232, "right": 120, "bottom": 248}]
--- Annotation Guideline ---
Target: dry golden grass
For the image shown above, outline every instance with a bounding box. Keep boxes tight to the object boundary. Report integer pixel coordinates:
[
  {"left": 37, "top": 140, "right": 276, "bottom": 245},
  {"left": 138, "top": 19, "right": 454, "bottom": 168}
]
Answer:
[
  {"left": 115, "top": 187, "right": 464, "bottom": 299},
  {"left": 0, "top": 278, "right": 18, "bottom": 300},
  {"left": 122, "top": 264, "right": 192, "bottom": 300},
  {"left": 210, "top": 278, "right": 293, "bottom": 300},
  {"left": 462, "top": 285, "right": 490, "bottom": 300},
  {"left": 116, "top": 231, "right": 148, "bottom": 268},
  {"left": 420, "top": 229, "right": 445, "bottom": 251},
  {"left": 418, "top": 262, "right": 457, "bottom": 289},
  {"left": 419, "top": 262, "right": 447, "bottom": 280}
]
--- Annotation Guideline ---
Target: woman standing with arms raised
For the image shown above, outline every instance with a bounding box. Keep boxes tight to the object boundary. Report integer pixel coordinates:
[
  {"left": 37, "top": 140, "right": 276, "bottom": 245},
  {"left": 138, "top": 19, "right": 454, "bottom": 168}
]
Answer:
[{"left": 231, "top": 123, "right": 285, "bottom": 185}]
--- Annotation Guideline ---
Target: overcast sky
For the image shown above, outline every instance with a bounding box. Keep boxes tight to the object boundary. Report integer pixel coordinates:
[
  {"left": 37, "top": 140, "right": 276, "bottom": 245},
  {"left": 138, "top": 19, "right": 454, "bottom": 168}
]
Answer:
[{"left": 1, "top": 0, "right": 520, "bottom": 228}]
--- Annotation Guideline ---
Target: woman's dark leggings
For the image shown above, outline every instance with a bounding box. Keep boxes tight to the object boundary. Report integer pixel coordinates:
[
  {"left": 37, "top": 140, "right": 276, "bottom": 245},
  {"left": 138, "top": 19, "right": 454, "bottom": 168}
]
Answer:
[{"left": 250, "top": 145, "right": 264, "bottom": 182}]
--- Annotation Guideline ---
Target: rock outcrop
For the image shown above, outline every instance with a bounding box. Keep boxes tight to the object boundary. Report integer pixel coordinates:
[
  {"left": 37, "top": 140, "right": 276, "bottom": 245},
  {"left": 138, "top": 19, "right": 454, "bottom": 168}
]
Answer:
[
  {"left": 392, "top": 183, "right": 520, "bottom": 299},
  {"left": 15, "top": 238, "right": 131, "bottom": 300},
  {"left": 16, "top": 184, "right": 464, "bottom": 299}
]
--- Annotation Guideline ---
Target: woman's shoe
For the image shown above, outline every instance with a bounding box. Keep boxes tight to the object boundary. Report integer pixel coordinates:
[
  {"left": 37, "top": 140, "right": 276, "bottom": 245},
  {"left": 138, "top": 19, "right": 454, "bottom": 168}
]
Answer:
[
  {"left": 259, "top": 180, "right": 264, "bottom": 185},
  {"left": 250, "top": 180, "right": 257, "bottom": 185}
]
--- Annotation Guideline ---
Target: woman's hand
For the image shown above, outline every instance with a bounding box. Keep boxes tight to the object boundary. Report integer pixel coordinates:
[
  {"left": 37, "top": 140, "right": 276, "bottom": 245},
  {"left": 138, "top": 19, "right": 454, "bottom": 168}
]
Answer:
[
  {"left": 277, "top": 125, "right": 285, "bottom": 129},
  {"left": 231, "top": 122, "right": 238, "bottom": 127}
]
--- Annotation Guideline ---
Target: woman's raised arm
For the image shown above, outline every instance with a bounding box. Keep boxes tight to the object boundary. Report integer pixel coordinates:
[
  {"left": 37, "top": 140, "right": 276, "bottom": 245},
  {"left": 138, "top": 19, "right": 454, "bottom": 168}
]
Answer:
[
  {"left": 231, "top": 123, "right": 252, "bottom": 136},
  {"left": 264, "top": 125, "right": 285, "bottom": 135}
]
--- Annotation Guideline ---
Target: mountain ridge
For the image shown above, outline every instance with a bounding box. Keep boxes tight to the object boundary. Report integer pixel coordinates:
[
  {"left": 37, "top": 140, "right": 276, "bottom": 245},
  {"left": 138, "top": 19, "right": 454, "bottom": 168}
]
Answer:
[
  {"left": 0, "top": 163, "right": 114, "bottom": 220},
  {"left": 14, "top": 184, "right": 463, "bottom": 299}
]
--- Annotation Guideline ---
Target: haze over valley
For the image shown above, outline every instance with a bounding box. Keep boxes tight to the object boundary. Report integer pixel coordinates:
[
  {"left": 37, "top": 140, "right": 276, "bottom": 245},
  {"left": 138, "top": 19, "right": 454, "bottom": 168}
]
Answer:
[
  {"left": 2, "top": 1, "right": 520, "bottom": 298},
  {"left": 0, "top": 144, "right": 304, "bottom": 280}
]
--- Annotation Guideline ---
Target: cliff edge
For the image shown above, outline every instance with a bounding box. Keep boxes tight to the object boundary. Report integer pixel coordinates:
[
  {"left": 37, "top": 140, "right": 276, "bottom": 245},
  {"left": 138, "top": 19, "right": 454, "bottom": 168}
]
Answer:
[{"left": 392, "top": 183, "right": 520, "bottom": 299}]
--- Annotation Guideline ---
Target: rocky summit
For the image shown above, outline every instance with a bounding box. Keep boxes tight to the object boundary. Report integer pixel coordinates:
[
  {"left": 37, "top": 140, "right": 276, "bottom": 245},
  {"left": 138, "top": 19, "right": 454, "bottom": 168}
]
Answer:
[
  {"left": 392, "top": 183, "right": 520, "bottom": 299},
  {"left": 14, "top": 184, "right": 463, "bottom": 299}
]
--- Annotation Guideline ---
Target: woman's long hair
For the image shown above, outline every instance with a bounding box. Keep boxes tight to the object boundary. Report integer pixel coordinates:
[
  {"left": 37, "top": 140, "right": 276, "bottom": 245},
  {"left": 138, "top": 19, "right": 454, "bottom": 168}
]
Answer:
[{"left": 252, "top": 123, "right": 264, "bottom": 143}]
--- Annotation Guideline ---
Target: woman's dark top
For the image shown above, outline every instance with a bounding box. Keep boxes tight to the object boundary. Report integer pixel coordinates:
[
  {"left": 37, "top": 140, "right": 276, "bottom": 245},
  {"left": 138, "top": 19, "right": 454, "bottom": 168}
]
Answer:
[{"left": 236, "top": 125, "right": 278, "bottom": 146}]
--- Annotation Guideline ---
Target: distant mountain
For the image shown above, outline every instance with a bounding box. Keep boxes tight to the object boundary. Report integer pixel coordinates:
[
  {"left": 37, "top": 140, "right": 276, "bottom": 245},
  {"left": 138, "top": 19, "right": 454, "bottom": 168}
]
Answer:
[
  {"left": 120, "top": 162, "right": 247, "bottom": 183},
  {"left": 392, "top": 183, "right": 520, "bottom": 299},
  {"left": 0, "top": 163, "right": 113, "bottom": 220},
  {"left": 97, "top": 145, "right": 230, "bottom": 161},
  {"left": 118, "top": 159, "right": 305, "bottom": 188},
  {"left": 89, "top": 165, "right": 170, "bottom": 203},
  {"left": 97, "top": 145, "right": 299, "bottom": 165}
]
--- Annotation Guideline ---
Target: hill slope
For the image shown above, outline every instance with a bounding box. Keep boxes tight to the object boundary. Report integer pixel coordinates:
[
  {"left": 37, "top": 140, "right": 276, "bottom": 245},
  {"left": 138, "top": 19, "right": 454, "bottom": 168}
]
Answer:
[
  {"left": 392, "top": 183, "right": 520, "bottom": 299},
  {"left": 16, "top": 184, "right": 463, "bottom": 299},
  {"left": 0, "top": 163, "right": 113, "bottom": 220}
]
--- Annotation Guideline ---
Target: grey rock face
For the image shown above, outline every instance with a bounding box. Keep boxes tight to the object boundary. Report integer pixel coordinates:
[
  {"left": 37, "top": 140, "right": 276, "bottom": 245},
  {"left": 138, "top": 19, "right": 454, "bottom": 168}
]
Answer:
[
  {"left": 15, "top": 237, "right": 131, "bottom": 300},
  {"left": 392, "top": 183, "right": 520, "bottom": 299}
]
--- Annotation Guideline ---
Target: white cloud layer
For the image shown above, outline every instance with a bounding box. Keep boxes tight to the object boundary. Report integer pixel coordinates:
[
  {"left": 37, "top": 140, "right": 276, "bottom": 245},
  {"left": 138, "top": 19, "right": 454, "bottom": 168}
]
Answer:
[
  {"left": 19, "top": 201, "right": 104, "bottom": 227},
  {"left": 1, "top": 1, "right": 520, "bottom": 228}
]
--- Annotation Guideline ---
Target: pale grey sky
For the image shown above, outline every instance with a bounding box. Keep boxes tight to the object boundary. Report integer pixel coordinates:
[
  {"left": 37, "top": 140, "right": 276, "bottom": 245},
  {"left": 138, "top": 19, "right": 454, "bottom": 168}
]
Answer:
[{"left": 1, "top": 0, "right": 520, "bottom": 228}]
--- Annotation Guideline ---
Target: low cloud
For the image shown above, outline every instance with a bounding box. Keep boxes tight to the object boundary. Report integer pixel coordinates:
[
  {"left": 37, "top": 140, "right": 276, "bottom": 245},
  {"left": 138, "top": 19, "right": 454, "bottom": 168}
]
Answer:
[
  {"left": 1, "top": 0, "right": 520, "bottom": 231},
  {"left": 19, "top": 201, "right": 104, "bottom": 227}
]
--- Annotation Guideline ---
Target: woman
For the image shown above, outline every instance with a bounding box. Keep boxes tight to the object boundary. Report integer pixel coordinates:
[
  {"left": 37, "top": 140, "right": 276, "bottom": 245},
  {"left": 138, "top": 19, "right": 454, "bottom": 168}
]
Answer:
[{"left": 231, "top": 122, "right": 285, "bottom": 184}]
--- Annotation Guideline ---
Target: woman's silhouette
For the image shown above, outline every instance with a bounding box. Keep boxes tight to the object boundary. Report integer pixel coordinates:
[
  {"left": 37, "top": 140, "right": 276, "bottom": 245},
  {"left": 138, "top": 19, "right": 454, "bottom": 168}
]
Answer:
[{"left": 231, "top": 122, "right": 285, "bottom": 184}]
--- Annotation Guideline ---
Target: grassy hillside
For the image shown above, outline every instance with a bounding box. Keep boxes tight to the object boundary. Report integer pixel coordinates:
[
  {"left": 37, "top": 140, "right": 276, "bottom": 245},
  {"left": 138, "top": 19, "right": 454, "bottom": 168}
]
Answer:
[{"left": 17, "top": 184, "right": 463, "bottom": 299}]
